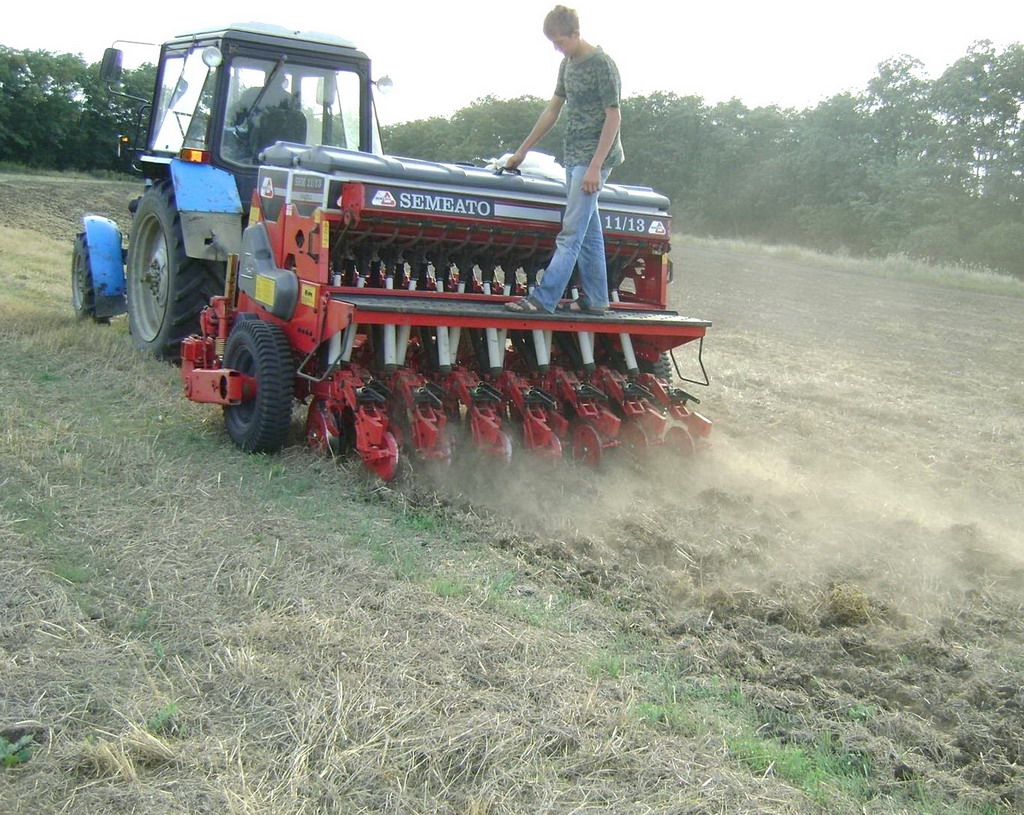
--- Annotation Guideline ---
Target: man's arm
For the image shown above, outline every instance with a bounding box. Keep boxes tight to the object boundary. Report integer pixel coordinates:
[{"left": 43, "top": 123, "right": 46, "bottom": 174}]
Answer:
[
  {"left": 581, "top": 106, "right": 621, "bottom": 194},
  {"left": 505, "top": 95, "right": 565, "bottom": 170}
]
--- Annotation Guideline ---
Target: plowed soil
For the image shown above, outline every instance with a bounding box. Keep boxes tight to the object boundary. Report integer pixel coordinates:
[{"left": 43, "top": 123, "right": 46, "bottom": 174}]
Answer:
[
  {"left": 667, "top": 246, "right": 1024, "bottom": 808},
  {"left": 435, "top": 242, "right": 1024, "bottom": 809}
]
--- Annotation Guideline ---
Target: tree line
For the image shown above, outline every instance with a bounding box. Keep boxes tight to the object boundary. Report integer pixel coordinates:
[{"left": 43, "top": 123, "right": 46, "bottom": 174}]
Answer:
[
  {"left": 2, "top": 42, "right": 1022, "bottom": 277},
  {"left": 384, "top": 42, "right": 1024, "bottom": 278},
  {"left": 0, "top": 47, "right": 155, "bottom": 173}
]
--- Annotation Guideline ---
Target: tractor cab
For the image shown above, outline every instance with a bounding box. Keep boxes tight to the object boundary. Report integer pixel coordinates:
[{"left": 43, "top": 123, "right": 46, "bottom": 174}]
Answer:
[
  {"left": 105, "top": 22, "right": 385, "bottom": 207},
  {"left": 75, "top": 23, "right": 388, "bottom": 355}
]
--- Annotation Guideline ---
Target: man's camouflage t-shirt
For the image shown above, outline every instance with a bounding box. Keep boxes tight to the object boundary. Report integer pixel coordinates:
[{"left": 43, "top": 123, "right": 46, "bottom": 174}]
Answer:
[{"left": 554, "top": 46, "right": 624, "bottom": 169}]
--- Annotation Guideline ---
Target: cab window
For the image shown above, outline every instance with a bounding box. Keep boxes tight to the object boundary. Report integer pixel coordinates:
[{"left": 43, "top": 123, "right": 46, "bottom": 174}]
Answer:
[{"left": 221, "top": 58, "right": 367, "bottom": 164}]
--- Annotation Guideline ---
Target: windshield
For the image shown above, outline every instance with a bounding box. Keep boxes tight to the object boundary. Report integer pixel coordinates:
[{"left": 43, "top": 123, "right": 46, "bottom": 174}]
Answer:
[
  {"left": 222, "top": 57, "right": 372, "bottom": 164},
  {"left": 151, "top": 49, "right": 217, "bottom": 153}
]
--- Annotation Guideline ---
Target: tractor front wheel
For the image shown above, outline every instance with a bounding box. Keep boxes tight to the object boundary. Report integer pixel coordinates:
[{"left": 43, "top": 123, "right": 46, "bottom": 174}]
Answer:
[
  {"left": 125, "top": 181, "right": 224, "bottom": 359},
  {"left": 223, "top": 319, "right": 295, "bottom": 453},
  {"left": 71, "top": 233, "right": 109, "bottom": 324}
]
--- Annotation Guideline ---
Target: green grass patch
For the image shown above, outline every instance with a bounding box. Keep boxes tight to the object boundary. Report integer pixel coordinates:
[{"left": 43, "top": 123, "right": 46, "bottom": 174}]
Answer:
[
  {"left": 487, "top": 572, "right": 517, "bottom": 597},
  {"left": 727, "top": 732, "right": 872, "bottom": 805},
  {"left": 609, "top": 658, "right": 879, "bottom": 808},
  {"left": 51, "top": 562, "right": 94, "bottom": 584},
  {"left": 397, "top": 509, "right": 443, "bottom": 533},
  {"left": 146, "top": 702, "right": 179, "bottom": 735},
  {"left": 129, "top": 609, "right": 154, "bottom": 632},
  {"left": 483, "top": 572, "right": 579, "bottom": 628},
  {"left": 432, "top": 576, "right": 469, "bottom": 598},
  {"left": 584, "top": 651, "right": 628, "bottom": 679},
  {"left": 370, "top": 541, "right": 424, "bottom": 581},
  {"left": 845, "top": 702, "right": 878, "bottom": 722},
  {"left": 484, "top": 585, "right": 578, "bottom": 629},
  {"left": 1, "top": 734, "right": 36, "bottom": 768}
]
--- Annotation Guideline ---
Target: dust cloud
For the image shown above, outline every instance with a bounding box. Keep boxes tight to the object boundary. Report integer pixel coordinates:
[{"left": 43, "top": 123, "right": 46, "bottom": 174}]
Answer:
[
  {"left": 437, "top": 245, "right": 1024, "bottom": 626},
  {"left": 439, "top": 419, "right": 1022, "bottom": 627}
]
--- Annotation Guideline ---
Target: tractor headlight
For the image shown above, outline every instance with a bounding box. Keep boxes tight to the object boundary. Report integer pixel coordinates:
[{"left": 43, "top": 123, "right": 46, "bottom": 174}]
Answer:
[{"left": 202, "top": 46, "right": 223, "bottom": 68}]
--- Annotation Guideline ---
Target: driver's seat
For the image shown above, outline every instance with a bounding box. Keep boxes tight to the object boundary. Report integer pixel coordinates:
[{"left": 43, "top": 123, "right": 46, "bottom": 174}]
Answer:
[{"left": 251, "top": 105, "right": 307, "bottom": 153}]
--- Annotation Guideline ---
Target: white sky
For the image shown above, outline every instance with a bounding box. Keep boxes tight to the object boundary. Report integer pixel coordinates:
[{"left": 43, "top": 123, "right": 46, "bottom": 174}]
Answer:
[{"left": 4, "top": 1, "right": 1023, "bottom": 125}]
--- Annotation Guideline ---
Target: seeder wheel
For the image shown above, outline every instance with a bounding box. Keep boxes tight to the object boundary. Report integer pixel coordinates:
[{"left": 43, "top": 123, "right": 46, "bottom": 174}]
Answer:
[
  {"left": 423, "top": 429, "right": 455, "bottom": 472},
  {"left": 526, "top": 431, "right": 563, "bottom": 462},
  {"left": 571, "top": 421, "right": 604, "bottom": 468},
  {"left": 305, "top": 401, "right": 341, "bottom": 456},
  {"left": 222, "top": 319, "right": 294, "bottom": 454},
  {"left": 363, "top": 430, "right": 400, "bottom": 481},
  {"left": 665, "top": 425, "right": 696, "bottom": 457},
  {"left": 618, "top": 421, "right": 651, "bottom": 461},
  {"left": 493, "top": 430, "right": 513, "bottom": 465}
]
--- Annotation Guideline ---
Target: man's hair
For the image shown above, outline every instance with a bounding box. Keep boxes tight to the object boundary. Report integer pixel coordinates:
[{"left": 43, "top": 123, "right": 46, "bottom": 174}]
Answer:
[{"left": 543, "top": 5, "right": 579, "bottom": 39}]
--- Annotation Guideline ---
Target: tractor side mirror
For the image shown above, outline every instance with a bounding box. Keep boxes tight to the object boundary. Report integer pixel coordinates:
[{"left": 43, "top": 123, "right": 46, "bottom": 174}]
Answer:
[{"left": 100, "top": 48, "right": 124, "bottom": 83}]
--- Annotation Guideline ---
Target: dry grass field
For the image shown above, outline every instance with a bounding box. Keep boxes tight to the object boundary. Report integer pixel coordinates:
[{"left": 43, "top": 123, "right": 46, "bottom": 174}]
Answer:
[{"left": 1, "top": 173, "right": 1023, "bottom": 814}]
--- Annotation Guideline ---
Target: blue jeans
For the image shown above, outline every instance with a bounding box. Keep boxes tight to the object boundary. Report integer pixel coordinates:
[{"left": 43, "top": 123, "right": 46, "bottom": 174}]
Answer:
[{"left": 531, "top": 165, "right": 612, "bottom": 312}]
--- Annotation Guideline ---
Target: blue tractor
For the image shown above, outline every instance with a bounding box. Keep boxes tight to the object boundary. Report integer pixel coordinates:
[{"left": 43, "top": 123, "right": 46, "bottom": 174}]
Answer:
[{"left": 72, "top": 22, "right": 387, "bottom": 358}]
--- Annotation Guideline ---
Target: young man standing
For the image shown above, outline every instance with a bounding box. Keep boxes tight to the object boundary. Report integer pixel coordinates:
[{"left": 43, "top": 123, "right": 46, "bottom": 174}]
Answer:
[{"left": 504, "top": 5, "right": 624, "bottom": 315}]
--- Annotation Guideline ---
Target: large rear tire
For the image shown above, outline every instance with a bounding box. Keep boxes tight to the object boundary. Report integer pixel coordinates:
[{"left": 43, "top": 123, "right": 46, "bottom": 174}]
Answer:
[
  {"left": 125, "top": 181, "right": 224, "bottom": 359},
  {"left": 223, "top": 319, "right": 295, "bottom": 453}
]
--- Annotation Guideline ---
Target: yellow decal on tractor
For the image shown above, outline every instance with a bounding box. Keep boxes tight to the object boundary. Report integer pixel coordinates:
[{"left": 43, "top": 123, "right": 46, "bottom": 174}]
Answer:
[{"left": 254, "top": 274, "right": 276, "bottom": 306}]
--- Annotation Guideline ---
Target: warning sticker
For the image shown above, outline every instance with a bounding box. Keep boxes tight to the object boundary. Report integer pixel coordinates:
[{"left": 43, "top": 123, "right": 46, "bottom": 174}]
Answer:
[
  {"left": 648, "top": 220, "right": 668, "bottom": 236},
  {"left": 260, "top": 177, "right": 275, "bottom": 198},
  {"left": 301, "top": 283, "right": 318, "bottom": 309},
  {"left": 372, "top": 189, "right": 397, "bottom": 207},
  {"left": 254, "top": 274, "right": 276, "bottom": 306}
]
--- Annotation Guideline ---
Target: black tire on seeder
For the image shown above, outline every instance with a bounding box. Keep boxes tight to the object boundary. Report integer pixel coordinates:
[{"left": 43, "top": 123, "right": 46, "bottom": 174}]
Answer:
[
  {"left": 644, "top": 351, "right": 673, "bottom": 382},
  {"left": 223, "top": 319, "right": 295, "bottom": 453}
]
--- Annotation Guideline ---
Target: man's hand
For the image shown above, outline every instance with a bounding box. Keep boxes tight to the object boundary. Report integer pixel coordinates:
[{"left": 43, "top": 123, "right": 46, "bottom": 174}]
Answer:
[
  {"left": 581, "top": 165, "right": 603, "bottom": 195},
  {"left": 504, "top": 150, "right": 526, "bottom": 171}
]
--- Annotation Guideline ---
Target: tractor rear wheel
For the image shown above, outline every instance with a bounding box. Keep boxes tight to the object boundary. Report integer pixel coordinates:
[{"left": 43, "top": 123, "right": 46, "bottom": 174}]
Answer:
[
  {"left": 126, "top": 181, "right": 224, "bottom": 360},
  {"left": 71, "top": 233, "right": 109, "bottom": 324},
  {"left": 223, "top": 319, "right": 295, "bottom": 453}
]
